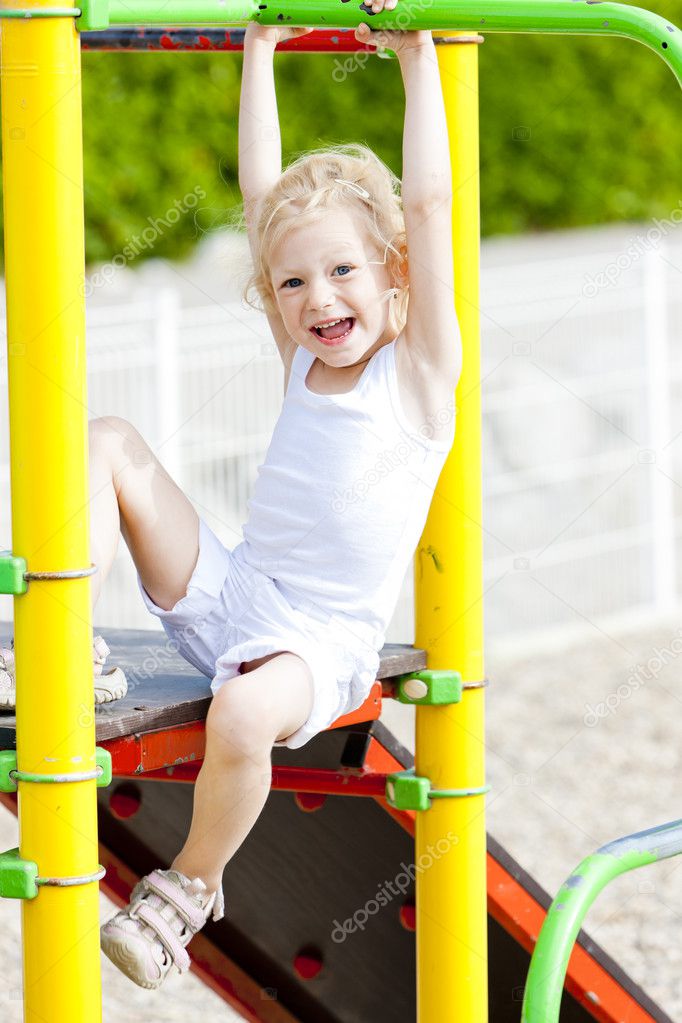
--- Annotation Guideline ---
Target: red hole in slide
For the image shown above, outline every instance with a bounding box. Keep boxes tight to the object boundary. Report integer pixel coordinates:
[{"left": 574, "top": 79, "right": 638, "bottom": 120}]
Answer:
[
  {"left": 399, "top": 899, "right": 416, "bottom": 931},
  {"left": 109, "top": 782, "right": 142, "bottom": 820},
  {"left": 294, "top": 791, "right": 327, "bottom": 813},
  {"left": 293, "top": 946, "right": 324, "bottom": 980}
]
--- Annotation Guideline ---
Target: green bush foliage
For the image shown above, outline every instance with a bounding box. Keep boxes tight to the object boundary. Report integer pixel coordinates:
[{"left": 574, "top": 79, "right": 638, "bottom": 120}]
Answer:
[{"left": 4, "top": 6, "right": 681, "bottom": 266}]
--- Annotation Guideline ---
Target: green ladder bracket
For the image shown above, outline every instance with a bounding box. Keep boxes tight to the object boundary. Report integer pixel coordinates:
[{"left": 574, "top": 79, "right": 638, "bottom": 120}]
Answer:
[
  {"left": 0, "top": 748, "right": 111, "bottom": 899},
  {"left": 0, "top": 846, "right": 107, "bottom": 901},
  {"left": 394, "top": 669, "right": 462, "bottom": 706},
  {"left": 385, "top": 767, "right": 490, "bottom": 811},
  {"left": 77, "top": 0, "right": 110, "bottom": 31},
  {"left": 0, "top": 747, "right": 112, "bottom": 793},
  {"left": 0, "top": 848, "right": 39, "bottom": 900},
  {"left": 388, "top": 671, "right": 483, "bottom": 810},
  {"left": 0, "top": 552, "right": 27, "bottom": 596}
]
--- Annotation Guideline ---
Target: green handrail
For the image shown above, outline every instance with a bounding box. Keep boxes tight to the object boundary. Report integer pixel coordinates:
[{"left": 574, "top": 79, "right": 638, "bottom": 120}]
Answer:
[
  {"left": 104, "top": 0, "right": 682, "bottom": 85},
  {"left": 522, "top": 818, "right": 682, "bottom": 1022}
]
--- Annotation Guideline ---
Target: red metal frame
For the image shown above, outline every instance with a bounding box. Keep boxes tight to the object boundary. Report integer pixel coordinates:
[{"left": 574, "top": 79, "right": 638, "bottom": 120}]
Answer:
[
  {"left": 81, "top": 28, "right": 375, "bottom": 53},
  {"left": 129, "top": 761, "right": 390, "bottom": 795}
]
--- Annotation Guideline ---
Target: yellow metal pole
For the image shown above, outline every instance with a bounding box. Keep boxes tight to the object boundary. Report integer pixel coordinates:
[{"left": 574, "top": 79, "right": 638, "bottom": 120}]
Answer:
[
  {"left": 414, "top": 34, "right": 486, "bottom": 1023},
  {"left": 1, "top": 6, "right": 102, "bottom": 1022}
]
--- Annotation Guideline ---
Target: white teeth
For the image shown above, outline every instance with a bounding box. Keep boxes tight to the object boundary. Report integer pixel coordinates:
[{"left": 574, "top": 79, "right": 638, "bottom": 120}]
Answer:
[{"left": 315, "top": 318, "right": 343, "bottom": 328}]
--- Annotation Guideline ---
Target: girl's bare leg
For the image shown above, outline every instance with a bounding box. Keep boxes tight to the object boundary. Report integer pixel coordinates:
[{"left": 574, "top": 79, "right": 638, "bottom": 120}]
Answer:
[
  {"left": 88, "top": 416, "right": 200, "bottom": 611},
  {"left": 89, "top": 416, "right": 316, "bottom": 896},
  {"left": 171, "top": 652, "right": 314, "bottom": 892}
]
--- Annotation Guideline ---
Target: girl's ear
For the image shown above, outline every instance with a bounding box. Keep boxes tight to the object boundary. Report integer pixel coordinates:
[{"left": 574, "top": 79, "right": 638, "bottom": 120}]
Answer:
[{"left": 391, "top": 239, "right": 409, "bottom": 290}]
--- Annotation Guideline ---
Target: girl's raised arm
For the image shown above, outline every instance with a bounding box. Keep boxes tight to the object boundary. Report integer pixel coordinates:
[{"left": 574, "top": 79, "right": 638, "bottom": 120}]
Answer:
[
  {"left": 239, "top": 24, "right": 311, "bottom": 374},
  {"left": 240, "top": 25, "right": 285, "bottom": 212},
  {"left": 239, "top": 23, "right": 313, "bottom": 226},
  {"left": 357, "top": 24, "right": 462, "bottom": 391}
]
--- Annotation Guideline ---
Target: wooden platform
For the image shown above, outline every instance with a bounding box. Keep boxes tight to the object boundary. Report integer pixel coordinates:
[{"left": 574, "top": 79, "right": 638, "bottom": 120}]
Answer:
[{"left": 0, "top": 627, "right": 425, "bottom": 746}]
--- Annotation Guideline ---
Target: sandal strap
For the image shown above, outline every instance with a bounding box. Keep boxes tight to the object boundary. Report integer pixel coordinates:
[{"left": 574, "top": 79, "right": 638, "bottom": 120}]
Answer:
[
  {"left": 0, "top": 670, "right": 14, "bottom": 693},
  {"left": 132, "top": 902, "right": 191, "bottom": 973},
  {"left": 212, "top": 885, "right": 225, "bottom": 922},
  {"left": 143, "top": 870, "right": 207, "bottom": 931},
  {"left": 92, "top": 635, "right": 109, "bottom": 665},
  {"left": 0, "top": 648, "right": 15, "bottom": 672}
]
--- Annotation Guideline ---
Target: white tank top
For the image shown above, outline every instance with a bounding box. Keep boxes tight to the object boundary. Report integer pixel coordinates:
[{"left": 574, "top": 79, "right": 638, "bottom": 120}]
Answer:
[{"left": 236, "top": 338, "right": 455, "bottom": 647}]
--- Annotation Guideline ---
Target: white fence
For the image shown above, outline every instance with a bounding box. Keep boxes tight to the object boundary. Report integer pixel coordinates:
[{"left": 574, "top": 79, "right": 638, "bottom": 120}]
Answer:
[
  {"left": 480, "top": 233, "right": 682, "bottom": 650},
  {"left": 1, "top": 225, "right": 680, "bottom": 653}
]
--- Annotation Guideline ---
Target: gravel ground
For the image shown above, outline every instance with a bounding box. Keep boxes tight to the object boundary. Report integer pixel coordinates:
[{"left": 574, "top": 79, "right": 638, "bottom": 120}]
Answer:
[{"left": 1, "top": 616, "right": 682, "bottom": 1020}]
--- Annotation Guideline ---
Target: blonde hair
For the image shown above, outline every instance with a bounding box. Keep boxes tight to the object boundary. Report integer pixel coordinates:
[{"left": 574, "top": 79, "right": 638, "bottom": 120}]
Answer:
[{"left": 243, "top": 143, "right": 408, "bottom": 333}]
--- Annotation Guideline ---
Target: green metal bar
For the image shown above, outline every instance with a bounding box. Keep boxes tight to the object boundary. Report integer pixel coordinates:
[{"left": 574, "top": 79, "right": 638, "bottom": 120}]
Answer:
[
  {"left": 104, "top": 0, "right": 682, "bottom": 85},
  {"left": 522, "top": 818, "right": 682, "bottom": 1023},
  {"left": 107, "top": 0, "right": 256, "bottom": 24},
  {"left": 0, "top": 7, "right": 80, "bottom": 17}
]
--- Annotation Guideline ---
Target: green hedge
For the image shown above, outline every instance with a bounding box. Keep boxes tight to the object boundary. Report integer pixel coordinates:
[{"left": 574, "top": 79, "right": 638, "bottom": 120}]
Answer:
[{"left": 6, "top": 4, "right": 682, "bottom": 266}]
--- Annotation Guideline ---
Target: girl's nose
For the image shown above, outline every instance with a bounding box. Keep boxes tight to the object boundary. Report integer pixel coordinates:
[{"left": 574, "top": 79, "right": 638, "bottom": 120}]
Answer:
[{"left": 307, "top": 281, "right": 335, "bottom": 310}]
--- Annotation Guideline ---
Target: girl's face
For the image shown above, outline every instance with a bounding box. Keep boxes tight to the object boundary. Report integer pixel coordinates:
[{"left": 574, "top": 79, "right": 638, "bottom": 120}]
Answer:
[{"left": 268, "top": 208, "right": 396, "bottom": 367}]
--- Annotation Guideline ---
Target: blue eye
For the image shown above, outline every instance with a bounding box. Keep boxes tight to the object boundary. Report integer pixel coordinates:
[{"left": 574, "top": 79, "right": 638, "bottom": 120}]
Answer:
[
  {"left": 334, "top": 265, "right": 352, "bottom": 276},
  {"left": 282, "top": 278, "right": 303, "bottom": 289}
]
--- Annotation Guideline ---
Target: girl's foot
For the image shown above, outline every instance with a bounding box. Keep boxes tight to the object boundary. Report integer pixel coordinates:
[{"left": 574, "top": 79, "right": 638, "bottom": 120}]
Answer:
[
  {"left": 100, "top": 868, "right": 225, "bottom": 989},
  {"left": 92, "top": 635, "right": 127, "bottom": 705},
  {"left": 0, "top": 635, "right": 127, "bottom": 710}
]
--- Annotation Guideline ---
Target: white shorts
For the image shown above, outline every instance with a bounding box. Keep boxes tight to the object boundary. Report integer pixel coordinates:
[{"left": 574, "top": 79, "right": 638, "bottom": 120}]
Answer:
[{"left": 137, "top": 519, "right": 382, "bottom": 749}]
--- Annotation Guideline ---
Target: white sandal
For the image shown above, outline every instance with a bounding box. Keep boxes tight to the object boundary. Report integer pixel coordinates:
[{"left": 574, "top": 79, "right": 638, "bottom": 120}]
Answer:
[
  {"left": 0, "top": 647, "right": 15, "bottom": 709},
  {"left": 92, "top": 635, "right": 127, "bottom": 705},
  {"left": 101, "top": 868, "right": 225, "bottom": 989},
  {"left": 0, "top": 636, "right": 127, "bottom": 710}
]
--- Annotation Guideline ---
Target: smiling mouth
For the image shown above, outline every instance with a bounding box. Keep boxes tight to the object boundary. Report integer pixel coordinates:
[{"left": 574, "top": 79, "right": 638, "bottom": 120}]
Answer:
[{"left": 311, "top": 317, "right": 355, "bottom": 342}]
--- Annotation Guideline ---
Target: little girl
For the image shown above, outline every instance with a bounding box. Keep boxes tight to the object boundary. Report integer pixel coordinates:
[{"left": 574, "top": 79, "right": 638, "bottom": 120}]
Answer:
[{"left": 100, "top": 9, "right": 461, "bottom": 989}]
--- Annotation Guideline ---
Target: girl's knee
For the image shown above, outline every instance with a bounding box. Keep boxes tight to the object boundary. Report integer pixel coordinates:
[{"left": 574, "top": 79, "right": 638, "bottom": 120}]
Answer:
[
  {"left": 89, "top": 415, "right": 136, "bottom": 455},
  {"left": 206, "top": 680, "right": 280, "bottom": 762},
  {"left": 89, "top": 416, "right": 154, "bottom": 471}
]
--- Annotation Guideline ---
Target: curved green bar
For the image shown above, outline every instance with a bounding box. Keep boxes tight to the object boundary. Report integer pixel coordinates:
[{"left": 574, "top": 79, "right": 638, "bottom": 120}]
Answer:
[
  {"left": 522, "top": 818, "right": 682, "bottom": 1023},
  {"left": 105, "top": 0, "right": 682, "bottom": 86}
]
